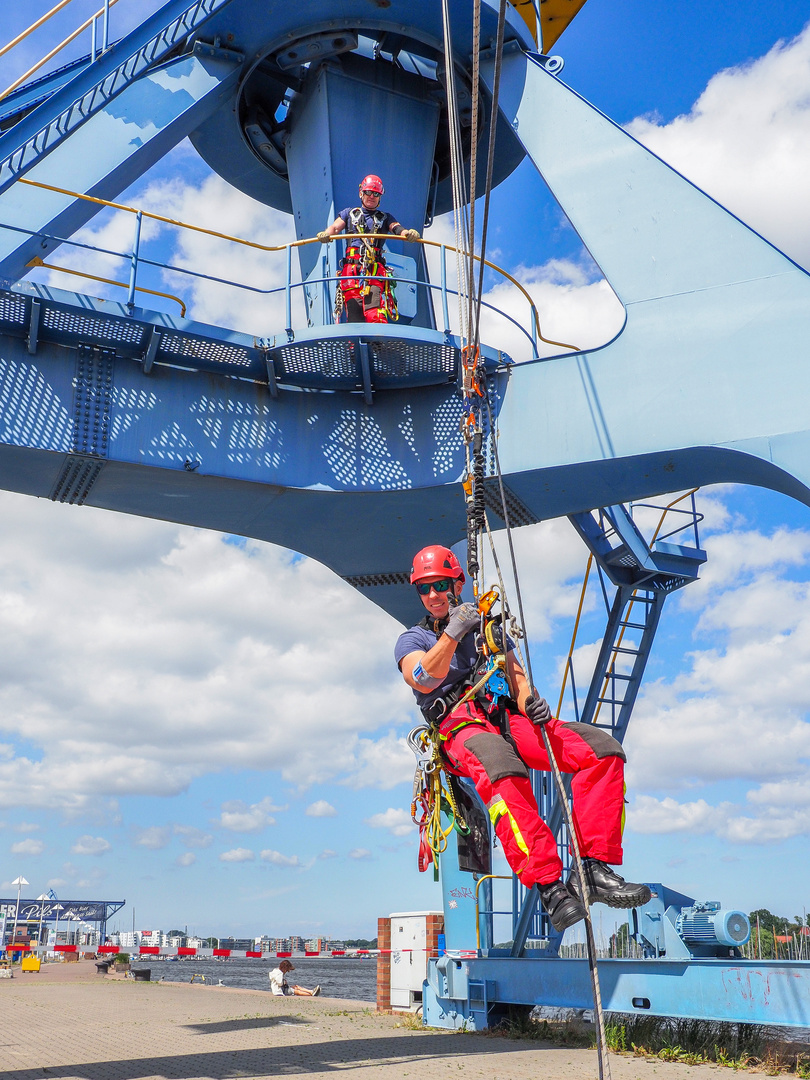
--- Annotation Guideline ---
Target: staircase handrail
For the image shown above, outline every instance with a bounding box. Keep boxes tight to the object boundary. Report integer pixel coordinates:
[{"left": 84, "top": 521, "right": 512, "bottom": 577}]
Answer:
[{"left": 0, "top": 0, "right": 123, "bottom": 105}]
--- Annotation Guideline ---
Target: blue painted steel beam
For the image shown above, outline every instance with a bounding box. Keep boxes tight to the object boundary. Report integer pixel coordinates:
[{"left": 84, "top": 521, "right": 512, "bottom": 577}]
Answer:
[
  {"left": 0, "top": 48, "right": 243, "bottom": 283},
  {"left": 0, "top": 0, "right": 237, "bottom": 195},
  {"left": 424, "top": 955, "right": 810, "bottom": 1030},
  {"left": 0, "top": 55, "right": 93, "bottom": 132},
  {"left": 476, "top": 49, "right": 810, "bottom": 522}
]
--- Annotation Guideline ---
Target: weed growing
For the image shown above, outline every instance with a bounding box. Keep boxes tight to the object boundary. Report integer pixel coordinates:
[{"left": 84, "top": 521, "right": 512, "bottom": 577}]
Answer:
[{"left": 483, "top": 1011, "right": 810, "bottom": 1074}]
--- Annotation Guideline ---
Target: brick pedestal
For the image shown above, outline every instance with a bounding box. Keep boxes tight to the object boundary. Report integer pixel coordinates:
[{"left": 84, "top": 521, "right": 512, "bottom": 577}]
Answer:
[
  {"left": 425, "top": 913, "right": 444, "bottom": 960},
  {"left": 376, "top": 916, "right": 390, "bottom": 1013}
]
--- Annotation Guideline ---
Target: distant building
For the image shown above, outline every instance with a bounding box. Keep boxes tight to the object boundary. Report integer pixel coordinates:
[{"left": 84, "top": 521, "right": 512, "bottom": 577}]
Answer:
[{"left": 219, "top": 937, "right": 254, "bottom": 951}]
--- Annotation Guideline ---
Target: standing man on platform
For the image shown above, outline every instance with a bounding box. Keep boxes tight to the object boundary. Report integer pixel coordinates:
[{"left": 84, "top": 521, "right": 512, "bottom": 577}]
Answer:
[
  {"left": 395, "top": 544, "right": 651, "bottom": 933},
  {"left": 318, "top": 174, "right": 420, "bottom": 323}
]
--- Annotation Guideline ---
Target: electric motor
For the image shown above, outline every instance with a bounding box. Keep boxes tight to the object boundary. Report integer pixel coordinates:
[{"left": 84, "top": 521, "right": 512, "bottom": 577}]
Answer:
[{"left": 676, "top": 901, "right": 750, "bottom": 948}]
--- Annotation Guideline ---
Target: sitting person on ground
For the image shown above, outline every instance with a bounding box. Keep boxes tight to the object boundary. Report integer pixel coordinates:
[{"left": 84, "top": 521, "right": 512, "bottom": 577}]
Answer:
[
  {"left": 317, "top": 174, "right": 420, "bottom": 324},
  {"left": 269, "top": 959, "right": 320, "bottom": 997},
  {"left": 394, "top": 544, "right": 651, "bottom": 933}
]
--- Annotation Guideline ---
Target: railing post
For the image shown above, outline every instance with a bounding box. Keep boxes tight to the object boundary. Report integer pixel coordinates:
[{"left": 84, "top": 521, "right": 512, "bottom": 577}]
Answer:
[
  {"left": 285, "top": 243, "right": 293, "bottom": 340},
  {"left": 531, "top": 307, "right": 538, "bottom": 358},
  {"left": 91, "top": 16, "right": 97, "bottom": 63},
  {"left": 102, "top": 0, "right": 110, "bottom": 51},
  {"left": 127, "top": 209, "right": 142, "bottom": 313},
  {"left": 440, "top": 245, "right": 450, "bottom": 335}
]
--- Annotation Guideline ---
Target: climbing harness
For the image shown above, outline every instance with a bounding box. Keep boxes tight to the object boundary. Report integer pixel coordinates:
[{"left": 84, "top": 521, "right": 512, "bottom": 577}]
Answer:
[{"left": 334, "top": 208, "right": 399, "bottom": 323}]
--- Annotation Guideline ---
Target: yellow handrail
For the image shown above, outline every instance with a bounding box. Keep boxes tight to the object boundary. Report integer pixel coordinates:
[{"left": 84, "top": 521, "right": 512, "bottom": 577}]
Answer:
[
  {"left": 0, "top": 0, "right": 123, "bottom": 105},
  {"left": 16, "top": 176, "right": 579, "bottom": 352},
  {"left": 0, "top": 0, "right": 78, "bottom": 62},
  {"left": 26, "top": 255, "right": 187, "bottom": 315},
  {"left": 474, "top": 874, "right": 512, "bottom": 950},
  {"left": 556, "top": 552, "right": 593, "bottom": 717}
]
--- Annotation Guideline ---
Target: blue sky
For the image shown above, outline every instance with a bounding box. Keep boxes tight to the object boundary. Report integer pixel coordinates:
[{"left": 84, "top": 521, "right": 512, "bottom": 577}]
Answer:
[{"left": 0, "top": 1, "right": 809, "bottom": 941}]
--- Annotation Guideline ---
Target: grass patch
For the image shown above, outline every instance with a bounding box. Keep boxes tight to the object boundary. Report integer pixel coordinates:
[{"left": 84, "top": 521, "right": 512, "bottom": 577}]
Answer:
[{"left": 485, "top": 1011, "right": 810, "bottom": 1074}]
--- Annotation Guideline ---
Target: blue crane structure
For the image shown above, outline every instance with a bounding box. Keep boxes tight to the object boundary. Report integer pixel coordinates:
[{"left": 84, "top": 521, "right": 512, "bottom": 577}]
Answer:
[{"left": 1, "top": 0, "right": 809, "bottom": 1031}]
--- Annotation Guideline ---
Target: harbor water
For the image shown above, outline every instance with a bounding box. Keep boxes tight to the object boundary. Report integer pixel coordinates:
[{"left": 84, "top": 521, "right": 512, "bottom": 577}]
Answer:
[{"left": 130, "top": 955, "right": 377, "bottom": 1001}]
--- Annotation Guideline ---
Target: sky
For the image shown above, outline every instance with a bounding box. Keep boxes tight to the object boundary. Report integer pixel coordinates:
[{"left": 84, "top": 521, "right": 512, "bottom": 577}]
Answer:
[{"left": 0, "top": 0, "right": 809, "bottom": 942}]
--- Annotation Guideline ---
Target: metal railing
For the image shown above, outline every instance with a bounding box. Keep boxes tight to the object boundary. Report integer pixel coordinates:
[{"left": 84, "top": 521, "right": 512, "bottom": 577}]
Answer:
[
  {"left": 8, "top": 176, "right": 578, "bottom": 356},
  {"left": 0, "top": 0, "right": 119, "bottom": 104},
  {"left": 475, "top": 874, "right": 513, "bottom": 951}
]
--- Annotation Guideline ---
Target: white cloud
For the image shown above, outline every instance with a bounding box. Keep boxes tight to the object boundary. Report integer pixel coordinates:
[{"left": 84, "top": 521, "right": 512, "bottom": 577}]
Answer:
[
  {"left": 626, "top": 24, "right": 810, "bottom": 270},
  {"left": 259, "top": 849, "right": 301, "bottom": 867},
  {"left": 627, "top": 796, "right": 722, "bottom": 835},
  {"left": 10, "top": 838, "right": 44, "bottom": 855},
  {"left": 319, "top": 849, "right": 337, "bottom": 860},
  {"left": 174, "top": 825, "right": 213, "bottom": 849},
  {"left": 70, "top": 835, "right": 111, "bottom": 856},
  {"left": 364, "top": 808, "right": 415, "bottom": 837},
  {"left": 348, "top": 848, "right": 373, "bottom": 861},
  {"left": 218, "top": 798, "right": 284, "bottom": 833},
  {"left": 132, "top": 826, "right": 170, "bottom": 850},
  {"left": 305, "top": 801, "right": 337, "bottom": 818},
  {"left": 13, "top": 822, "right": 40, "bottom": 833},
  {"left": 219, "top": 848, "right": 254, "bottom": 863},
  {"left": 176, "top": 852, "right": 196, "bottom": 868},
  {"left": 0, "top": 492, "right": 416, "bottom": 811}
]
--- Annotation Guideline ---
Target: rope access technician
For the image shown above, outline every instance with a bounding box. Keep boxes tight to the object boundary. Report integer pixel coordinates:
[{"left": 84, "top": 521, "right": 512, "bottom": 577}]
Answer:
[
  {"left": 395, "top": 544, "right": 652, "bottom": 932},
  {"left": 318, "top": 174, "right": 420, "bottom": 323}
]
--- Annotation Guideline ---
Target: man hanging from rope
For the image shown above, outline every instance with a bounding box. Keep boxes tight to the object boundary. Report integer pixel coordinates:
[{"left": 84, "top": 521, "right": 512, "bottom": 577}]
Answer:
[
  {"left": 395, "top": 544, "right": 651, "bottom": 933},
  {"left": 317, "top": 174, "right": 420, "bottom": 323}
]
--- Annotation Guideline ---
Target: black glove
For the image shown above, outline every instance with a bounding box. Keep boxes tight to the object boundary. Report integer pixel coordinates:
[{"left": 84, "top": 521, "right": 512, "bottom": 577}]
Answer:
[
  {"left": 524, "top": 695, "right": 552, "bottom": 727},
  {"left": 445, "top": 602, "right": 479, "bottom": 642}
]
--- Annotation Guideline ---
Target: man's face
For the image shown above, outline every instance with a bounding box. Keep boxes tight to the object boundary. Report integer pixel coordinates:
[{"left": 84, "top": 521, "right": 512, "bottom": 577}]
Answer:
[
  {"left": 417, "top": 576, "right": 462, "bottom": 619},
  {"left": 360, "top": 188, "right": 381, "bottom": 210}
]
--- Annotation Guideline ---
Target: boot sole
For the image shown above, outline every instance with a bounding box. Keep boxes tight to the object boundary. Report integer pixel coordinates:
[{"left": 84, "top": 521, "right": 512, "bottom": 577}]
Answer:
[{"left": 588, "top": 888, "right": 652, "bottom": 909}]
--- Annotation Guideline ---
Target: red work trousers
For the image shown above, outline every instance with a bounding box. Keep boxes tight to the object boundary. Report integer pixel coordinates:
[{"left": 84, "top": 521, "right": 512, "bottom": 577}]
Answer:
[
  {"left": 339, "top": 252, "right": 391, "bottom": 323},
  {"left": 438, "top": 701, "right": 625, "bottom": 888}
]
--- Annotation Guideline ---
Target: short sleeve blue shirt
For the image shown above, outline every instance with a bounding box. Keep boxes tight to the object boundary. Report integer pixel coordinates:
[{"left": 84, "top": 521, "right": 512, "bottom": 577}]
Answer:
[
  {"left": 394, "top": 621, "right": 480, "bottom": 710},
  {"left": 338, "top": 207, "right": 399, "bottom": 237}
]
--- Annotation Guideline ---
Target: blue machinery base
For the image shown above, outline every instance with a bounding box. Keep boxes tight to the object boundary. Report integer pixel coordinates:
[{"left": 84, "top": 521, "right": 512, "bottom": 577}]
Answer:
[{"left": 424, "top": 955, "right": 810, "bottom": 1031}]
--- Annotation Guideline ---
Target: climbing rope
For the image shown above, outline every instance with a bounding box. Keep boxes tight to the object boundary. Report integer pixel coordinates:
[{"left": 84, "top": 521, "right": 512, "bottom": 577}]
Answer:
[{"left": 434, "top": 1, "right": 613, "bottom": 1072}]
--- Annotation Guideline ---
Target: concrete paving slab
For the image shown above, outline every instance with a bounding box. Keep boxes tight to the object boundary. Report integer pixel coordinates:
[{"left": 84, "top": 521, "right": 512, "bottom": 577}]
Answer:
[{"left": 0, "top": 959, "right": 724, "bottom": 1080}]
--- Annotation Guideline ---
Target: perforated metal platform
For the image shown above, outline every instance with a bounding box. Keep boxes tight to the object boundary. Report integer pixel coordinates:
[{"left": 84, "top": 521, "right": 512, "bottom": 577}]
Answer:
[{"left": 1, "top": 282, "right": 509, "bottom": 396}]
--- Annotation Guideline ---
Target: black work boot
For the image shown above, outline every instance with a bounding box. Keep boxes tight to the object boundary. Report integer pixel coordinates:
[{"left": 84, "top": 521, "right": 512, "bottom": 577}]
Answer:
[
  {"left": 537, "top": 879, "right": 586, "bottom": 932},
  {"left": 568, "top": 858, "right": 652, "bottom": 909}
]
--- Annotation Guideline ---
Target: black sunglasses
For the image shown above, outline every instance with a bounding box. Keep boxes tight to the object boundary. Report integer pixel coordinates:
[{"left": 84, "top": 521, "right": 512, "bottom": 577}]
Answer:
[
  {"left": 415, "top": 578, "right": 453, "bottom": 595},
  {"left": 361, "top": 189, "right": 381, "bottom": 198}
]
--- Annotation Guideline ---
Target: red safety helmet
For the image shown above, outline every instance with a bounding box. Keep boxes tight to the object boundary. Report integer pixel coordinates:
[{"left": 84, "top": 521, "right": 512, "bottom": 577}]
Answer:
[
  {"left": 410, "top": 545, "right": 465, "bottom": 585},
  {"left": 359, "top": 174, "right": 384, "bottom": 195}
]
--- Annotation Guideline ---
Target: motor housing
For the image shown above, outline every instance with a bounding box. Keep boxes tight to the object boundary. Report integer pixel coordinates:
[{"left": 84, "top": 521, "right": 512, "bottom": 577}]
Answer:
[{"left": 676, "top": 902, "right": 750, "bottom": 948}]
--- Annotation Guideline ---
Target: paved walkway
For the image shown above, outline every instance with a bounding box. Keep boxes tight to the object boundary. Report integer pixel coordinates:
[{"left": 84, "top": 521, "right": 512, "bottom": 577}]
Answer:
[{"left": 0, "top": 960, "right": 722, "bottom": 1080}]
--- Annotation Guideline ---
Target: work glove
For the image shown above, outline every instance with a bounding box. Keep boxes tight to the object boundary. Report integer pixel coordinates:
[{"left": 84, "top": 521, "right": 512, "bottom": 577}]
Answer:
[
  {"left": 524, "top": 695, "right": 552, "bottom": 727},
  {"left": 444, "top": 602, "right": 479, "bottom": 642},
  {"left": 404, "top": 229, "right": 421, "bottom": 242},
  {"left": 317, "top": 231, "right": 332, "bottom": 243}
]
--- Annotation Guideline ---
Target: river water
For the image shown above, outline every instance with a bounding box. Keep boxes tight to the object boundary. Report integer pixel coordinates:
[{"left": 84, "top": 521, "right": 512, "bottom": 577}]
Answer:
[{"left": 129, "top": 956, "right": 377, "bottom": 1002}]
